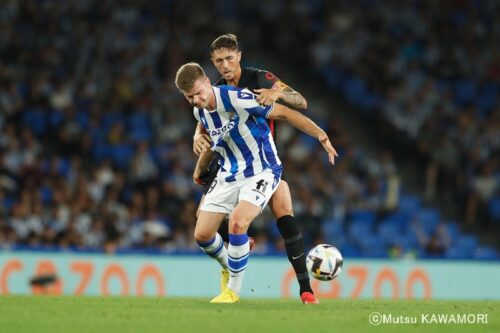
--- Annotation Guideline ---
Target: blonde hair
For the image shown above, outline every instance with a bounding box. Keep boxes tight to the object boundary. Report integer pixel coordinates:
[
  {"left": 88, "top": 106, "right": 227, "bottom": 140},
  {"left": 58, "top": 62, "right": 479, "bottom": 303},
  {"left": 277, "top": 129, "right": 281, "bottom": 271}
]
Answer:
[{"left": 174, "top": 62, "right": 206, "bottom": 91}]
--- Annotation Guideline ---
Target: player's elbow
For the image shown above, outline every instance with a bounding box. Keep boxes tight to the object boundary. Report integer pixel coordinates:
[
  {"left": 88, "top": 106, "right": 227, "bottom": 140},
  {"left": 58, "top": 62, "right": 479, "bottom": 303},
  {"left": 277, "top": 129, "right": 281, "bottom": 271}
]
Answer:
[{"left": 301, "top": 98, "right": 308, "bottom": 110}]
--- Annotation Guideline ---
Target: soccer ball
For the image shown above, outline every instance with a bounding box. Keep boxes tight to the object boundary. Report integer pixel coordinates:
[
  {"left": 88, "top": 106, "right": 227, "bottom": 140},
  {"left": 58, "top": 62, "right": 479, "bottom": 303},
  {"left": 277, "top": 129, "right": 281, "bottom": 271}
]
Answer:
[{"left": 306, "top": 244, "right": 343, "bottom": 281}]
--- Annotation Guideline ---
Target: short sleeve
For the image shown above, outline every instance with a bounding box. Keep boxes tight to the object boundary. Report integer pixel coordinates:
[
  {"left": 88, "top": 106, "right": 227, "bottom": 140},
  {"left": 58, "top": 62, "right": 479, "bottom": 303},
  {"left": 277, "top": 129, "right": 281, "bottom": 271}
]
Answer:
[
  {"left": 234, "top": 88, "right": 274, "bottom": 118},
  {"left": 256, "top": 70, "right": 280, "bottom": 89}
]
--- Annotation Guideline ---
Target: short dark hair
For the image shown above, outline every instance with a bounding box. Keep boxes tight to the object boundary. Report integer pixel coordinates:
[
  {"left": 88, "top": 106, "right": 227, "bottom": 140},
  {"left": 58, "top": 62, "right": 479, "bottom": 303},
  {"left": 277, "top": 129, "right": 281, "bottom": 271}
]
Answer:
[
  {"left": 174, "top": 62, "right": 206, "bottom": 91},
  {"left": 210, "top": 34, "right": 239, "bottom": 53}
]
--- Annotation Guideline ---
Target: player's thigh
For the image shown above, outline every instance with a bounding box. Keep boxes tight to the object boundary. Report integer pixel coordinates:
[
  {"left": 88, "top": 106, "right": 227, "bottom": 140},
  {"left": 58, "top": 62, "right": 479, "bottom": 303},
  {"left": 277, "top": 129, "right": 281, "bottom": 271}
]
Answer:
[
  {"left": 196, "top": 194, "right": 205, "bottom": 218},
  {"left": 229, "top": 200, "right": 263, "bottom": 234},
  {"left": 235, "top": 170, "right": 281, "bottom": 224},
  {"left": 268, "top": 180, "right": 294, "bottom": 219},
  {"left": 194, "top": 210, "right": 227, "bottom": 242}
]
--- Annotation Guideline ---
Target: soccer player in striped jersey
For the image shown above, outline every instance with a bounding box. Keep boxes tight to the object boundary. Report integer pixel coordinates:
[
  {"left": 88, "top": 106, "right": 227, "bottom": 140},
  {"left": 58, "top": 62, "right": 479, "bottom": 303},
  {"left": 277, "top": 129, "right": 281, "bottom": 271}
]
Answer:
[
  {"left": 193, "top": 34, "right": 320, "bottom": 304},
  {"left": 175, "top": 62, "right": 337, "bottom": 303}
]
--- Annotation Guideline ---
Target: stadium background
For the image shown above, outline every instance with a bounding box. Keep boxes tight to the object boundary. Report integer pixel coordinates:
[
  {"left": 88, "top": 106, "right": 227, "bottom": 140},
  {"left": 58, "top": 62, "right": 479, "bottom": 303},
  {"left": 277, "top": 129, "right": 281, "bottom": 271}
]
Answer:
[{"left": 0, "top": 0, "right": 499, "bottom": 301}]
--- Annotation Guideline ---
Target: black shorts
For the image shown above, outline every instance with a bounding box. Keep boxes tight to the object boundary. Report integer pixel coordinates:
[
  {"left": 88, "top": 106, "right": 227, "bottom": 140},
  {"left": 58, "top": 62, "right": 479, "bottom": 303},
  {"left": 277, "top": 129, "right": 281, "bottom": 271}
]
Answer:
[{"left": 201, "top": 158, "right": 288, "bottom": 194}]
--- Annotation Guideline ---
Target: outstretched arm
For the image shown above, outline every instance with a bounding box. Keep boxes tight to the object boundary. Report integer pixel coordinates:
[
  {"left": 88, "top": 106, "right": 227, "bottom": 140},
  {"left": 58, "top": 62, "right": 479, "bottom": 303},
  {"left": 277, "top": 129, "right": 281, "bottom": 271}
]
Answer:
[{"left": 268, "top": 104, "right": 338, "bottom": 165}]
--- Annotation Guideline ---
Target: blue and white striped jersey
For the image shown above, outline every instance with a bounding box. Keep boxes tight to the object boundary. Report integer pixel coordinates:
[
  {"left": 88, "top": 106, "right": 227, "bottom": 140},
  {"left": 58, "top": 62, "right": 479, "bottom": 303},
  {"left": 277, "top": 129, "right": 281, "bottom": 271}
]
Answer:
[{"left": 193, "top": 85, "right": 282, "bottom": 183}]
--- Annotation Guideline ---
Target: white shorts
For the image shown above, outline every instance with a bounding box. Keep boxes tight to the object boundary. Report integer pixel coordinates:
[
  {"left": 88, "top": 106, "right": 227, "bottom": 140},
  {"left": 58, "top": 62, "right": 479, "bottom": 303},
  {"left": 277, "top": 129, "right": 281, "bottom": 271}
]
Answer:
[{"left": 201, "top": 170, "right": 281, "bottom": 214}]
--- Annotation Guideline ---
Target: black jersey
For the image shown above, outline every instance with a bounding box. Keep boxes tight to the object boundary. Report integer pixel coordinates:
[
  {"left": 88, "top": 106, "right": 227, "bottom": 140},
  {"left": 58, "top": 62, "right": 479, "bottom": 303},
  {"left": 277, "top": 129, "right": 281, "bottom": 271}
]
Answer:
[{"left": 215, "top": 66, "right": 280, "bottom": 137}]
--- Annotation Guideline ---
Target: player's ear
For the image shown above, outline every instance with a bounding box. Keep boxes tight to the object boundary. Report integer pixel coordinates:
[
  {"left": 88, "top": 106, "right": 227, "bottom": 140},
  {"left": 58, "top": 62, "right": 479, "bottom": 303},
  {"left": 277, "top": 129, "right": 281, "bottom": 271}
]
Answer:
[{"left": 237, "top": 51, "right": 242, "bottom": 62}]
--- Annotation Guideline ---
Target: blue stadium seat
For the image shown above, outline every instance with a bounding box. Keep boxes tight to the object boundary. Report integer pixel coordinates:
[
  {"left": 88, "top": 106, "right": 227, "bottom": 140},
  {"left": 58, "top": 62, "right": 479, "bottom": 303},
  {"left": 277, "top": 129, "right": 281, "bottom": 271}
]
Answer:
[
  {"left": 322, "top": 219, "right": 344, "bottom": 240},
  {"left": 101, "top": 112, "right": 125, "bottom": 131},
  {"left": 455, "top": 234, "right": 479, "bottom": 253},
  {"left": 489, "top": 196, "right": 500, "bottom": 221},
  {"left": 130, "top": 129, "right": 153, "bottom": 142},
  {"left": 398, "top": 194, "right": 421, "bottom": 215},
  {"left": 342, "top": 76, "right": 367, "bottom": 106},
  {"left": 76, "top": 111, "right": 90, "bottom": 129},
  {"left": 349, "top": 209, "right": 376, "bottom": 225},
  {"left": 347, "top": 220, "right": 373, "bottom": 244},
  {"left": 445, "top": 246, "right": 469, "bottom": 259},
  {"left": 110, "top": 144, "right": 134, "bottom": 168},
  {"left": 377, "top": 221, "right": 402, "bottom": 244},
  {"left": 474, "top": 246, "right": 498, "bottom": 259},
  {"left": 416, "top": 208, "right": 441, "bottom": 234},
  {"left": 92, "top": 144, "right": 111, "bottom": 163},
  {"left": 22, "top": 108, "right": 47, "bottom": 135},
  {"left": 454, "top": 79, "right": 477, "bottom": 106},
  {"left": 339, "top": 243, "right": 361, "bottom": 257},
  {"left": 384, "top": 211, "right": 410, "bottom": 227},
  {"left": 358, "top": 235, "right": 387, "bottom": 257},
  {"left": 323, "top": 65, "right": 345, "bottom": 90},
  {"left": 442, "top": 221, "right": 460, "bottom": 239},
  {"left": 128, "top": 112, "right": 152, "bottom": 132},
  {"left": 393, "top": 233, "right": 418, "bottom": 251}
]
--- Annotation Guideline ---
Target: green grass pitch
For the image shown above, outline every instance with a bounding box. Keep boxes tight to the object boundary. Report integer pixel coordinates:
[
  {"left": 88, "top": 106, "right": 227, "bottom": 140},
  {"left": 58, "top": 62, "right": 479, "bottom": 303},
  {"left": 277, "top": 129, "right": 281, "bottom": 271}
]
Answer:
[{"left": 0, "top": 296, "right": 499, "bottom": 333}]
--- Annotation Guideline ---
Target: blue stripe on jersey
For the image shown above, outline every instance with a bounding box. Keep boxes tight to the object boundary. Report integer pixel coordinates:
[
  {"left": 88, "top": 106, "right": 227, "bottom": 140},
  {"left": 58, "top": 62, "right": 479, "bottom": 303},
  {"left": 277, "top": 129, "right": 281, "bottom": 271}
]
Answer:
[
  {"left": 263, "top": 139, "right": 279, "bottom": 168},
  {"left": 253, "top": 116, "right": 279, "bottom": 169},
  {"left": 219, "top": 88, "right": 233, "bottom": 112},
  {"left": 229, "top": 116, "right": 254, "bottom": 178},
  {"left": 197, "top": 108, "right": 208, "bottom": 128},
  {"left": 244, "top": 105, "right": 272, "bottom": 118},
  {"left": 207, "top": 110, "right": 223, "bottom": 128},
  {"left": 244, "top": 116, "right": 270, "bottom": 169},
  {"left": 218, "top": 139, "right": 238, "bottom": 178}
]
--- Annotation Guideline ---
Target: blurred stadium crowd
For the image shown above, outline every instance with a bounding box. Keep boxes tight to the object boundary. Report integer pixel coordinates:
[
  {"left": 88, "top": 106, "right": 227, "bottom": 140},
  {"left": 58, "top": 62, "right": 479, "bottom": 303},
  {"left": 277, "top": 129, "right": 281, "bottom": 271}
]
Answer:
[{"left": 0, "top": 0, "right": 498, "bottom": 258}]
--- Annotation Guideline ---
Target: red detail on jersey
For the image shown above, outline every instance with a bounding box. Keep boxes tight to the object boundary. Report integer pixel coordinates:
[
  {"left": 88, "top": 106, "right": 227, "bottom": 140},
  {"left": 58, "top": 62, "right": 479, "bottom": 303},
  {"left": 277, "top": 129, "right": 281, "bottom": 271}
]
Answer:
[
  {"left": 269, "top": 119, "right": 275, "bottom": 137},
  {"left": 265, "top": 72, "right": 277, "bottom": 81}
]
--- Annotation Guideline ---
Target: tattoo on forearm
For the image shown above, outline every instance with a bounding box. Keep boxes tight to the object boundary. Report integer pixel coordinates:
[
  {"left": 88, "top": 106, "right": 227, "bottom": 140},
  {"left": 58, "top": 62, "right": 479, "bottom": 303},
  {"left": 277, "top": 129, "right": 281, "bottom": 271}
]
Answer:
[{"left": 278, "top": 88, "right": 307, "bottom": 110}]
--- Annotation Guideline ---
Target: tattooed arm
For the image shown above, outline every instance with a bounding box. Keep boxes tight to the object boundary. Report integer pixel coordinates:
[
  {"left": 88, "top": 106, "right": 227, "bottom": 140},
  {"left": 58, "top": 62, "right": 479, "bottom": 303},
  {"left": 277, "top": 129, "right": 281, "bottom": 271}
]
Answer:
[{"left": 254, "top": 81, "right": 308, "bottom": 111}]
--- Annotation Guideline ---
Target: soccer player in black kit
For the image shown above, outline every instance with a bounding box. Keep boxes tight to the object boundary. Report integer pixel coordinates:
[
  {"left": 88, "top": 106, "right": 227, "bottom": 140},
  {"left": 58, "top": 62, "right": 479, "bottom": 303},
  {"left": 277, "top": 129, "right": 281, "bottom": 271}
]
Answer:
[{"left": 192, "top": 34, "right": 322, "bottom": 304}]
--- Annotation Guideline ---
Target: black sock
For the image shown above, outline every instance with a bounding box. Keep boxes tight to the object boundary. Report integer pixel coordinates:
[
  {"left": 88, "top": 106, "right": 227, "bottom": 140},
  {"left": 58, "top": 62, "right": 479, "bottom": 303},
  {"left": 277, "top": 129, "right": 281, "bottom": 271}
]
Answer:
[
  {"left": 218, "top": 219, "right": 229, "bottom": 243},
  {"left": 276, "top": 215, "right": 313, "bottom": 295}
]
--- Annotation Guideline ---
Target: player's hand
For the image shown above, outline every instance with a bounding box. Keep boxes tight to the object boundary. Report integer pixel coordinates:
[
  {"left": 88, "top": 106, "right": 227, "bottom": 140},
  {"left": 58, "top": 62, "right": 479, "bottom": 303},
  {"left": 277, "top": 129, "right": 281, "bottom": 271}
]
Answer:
[
  {"left": 193, "top": 134, "right": 212, "bottom": 156},
  {"left": 318, "top": 134, "right": 339, "bottom": 165},
  {"left": 254, "top": 88, "right": 281, "bottom": 106},
  {"left": 193, "top": 167, "right": 207, "bottom": 186}
]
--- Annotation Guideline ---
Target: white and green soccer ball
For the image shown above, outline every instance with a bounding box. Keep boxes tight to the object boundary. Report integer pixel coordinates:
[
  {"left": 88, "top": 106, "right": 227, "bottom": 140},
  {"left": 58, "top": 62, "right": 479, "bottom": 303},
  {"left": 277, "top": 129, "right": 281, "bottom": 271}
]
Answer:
[{"left": 306, "top": 244, "right": 343, "bottom": 281}]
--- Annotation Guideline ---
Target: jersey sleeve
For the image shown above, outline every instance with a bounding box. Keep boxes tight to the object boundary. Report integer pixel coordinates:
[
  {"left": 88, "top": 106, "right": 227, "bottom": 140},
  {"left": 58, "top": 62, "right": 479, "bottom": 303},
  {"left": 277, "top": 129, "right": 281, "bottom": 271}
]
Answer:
[
  {"left": 256, "top": 70, "right": 280, "bottom": 89},
  {"left": 234, "top": 88, "right": 274, "bottom": 118}
]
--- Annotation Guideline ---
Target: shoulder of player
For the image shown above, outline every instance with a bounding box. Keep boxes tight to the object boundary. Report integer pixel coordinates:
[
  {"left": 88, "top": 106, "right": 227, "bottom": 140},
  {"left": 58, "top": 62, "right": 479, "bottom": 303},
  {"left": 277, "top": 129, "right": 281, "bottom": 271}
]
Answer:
[{"left": 246, "top": 67, "right": 278, "bottom": 81}]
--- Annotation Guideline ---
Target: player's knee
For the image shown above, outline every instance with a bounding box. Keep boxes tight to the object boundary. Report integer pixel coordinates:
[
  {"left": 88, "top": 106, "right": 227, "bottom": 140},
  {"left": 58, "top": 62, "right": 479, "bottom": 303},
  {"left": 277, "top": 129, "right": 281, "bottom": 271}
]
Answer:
[
  {"left": 193, "top": 229, "right": 213, "bottom": 243},
  {"left": 228, "top": 215, "right": 250, "bottom": 234},
  {"left": 272, "top": 206, "right": 294, "bottom": 219}
]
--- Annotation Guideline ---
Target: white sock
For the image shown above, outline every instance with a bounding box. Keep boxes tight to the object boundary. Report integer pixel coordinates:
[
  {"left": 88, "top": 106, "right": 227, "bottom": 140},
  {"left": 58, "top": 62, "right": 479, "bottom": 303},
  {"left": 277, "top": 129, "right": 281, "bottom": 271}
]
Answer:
[
  {"left": 227, "top": 233, "right": 250, "bottom": 294},
  {"left": 197, "top": 233, "right": 228, "bottom": 269}
]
